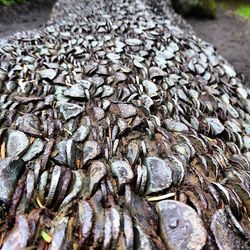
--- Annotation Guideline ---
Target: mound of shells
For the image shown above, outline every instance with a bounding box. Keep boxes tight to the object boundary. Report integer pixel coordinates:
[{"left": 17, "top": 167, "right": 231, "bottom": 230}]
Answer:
[{"left": 0, "top": 0, "right": 249, "bottom": 249}]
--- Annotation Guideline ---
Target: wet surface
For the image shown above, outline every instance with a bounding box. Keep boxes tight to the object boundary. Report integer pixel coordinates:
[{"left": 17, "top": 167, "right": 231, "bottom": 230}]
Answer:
[
  {"left": 186, "top": 4, "right": 250, "bottom": 83},
  {"left": 0, "top": 0, "right": 56, "bottom": 39}
]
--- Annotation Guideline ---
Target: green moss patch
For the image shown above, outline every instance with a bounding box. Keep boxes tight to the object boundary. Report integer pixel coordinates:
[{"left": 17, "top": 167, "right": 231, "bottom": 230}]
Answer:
[
  {"left": 172, "top": 0, "right": 217, "bottom": 18},
  {"left": 236, "top": 5, "right": 250, "bottom": 19},
  {"left": 0, "top": 0, "right": 27, "bottom": 6}
]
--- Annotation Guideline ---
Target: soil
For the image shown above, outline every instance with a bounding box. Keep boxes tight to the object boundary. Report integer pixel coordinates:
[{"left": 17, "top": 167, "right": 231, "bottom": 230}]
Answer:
[
  {"left": 0, "top": 0, "right": 56, "bottom": 39},
  {"left": 186, "top": 5, "right": 250, "bottom": 83}
]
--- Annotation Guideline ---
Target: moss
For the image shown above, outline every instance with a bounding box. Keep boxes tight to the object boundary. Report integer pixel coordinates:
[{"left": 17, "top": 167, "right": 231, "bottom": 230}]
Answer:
[
  {"left": 0, "top": 0, "right": 27, "bottom": 6},
  {"left": 172, "top": 0, "right": 217, "bottom": 18},
  {"left": 236, "top": 5, "right": 250, "bottom": 20},
  {"left": 196, "top": 0, "right": 217, "bottom": 17}
]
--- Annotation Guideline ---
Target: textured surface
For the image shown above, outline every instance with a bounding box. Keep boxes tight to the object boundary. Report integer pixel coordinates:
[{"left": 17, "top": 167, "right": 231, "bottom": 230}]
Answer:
[{"left": 0, "top": 0, "right": 250, "bottom": 249}]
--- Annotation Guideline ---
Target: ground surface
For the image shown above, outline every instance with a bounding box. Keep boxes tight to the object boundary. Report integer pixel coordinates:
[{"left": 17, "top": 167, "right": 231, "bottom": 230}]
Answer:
[
  {"left": 0, "top": 0, "right": 55, "bottom": 38},
  {"left": 186, "top": 5, "right": 250, "bottom": 83}
]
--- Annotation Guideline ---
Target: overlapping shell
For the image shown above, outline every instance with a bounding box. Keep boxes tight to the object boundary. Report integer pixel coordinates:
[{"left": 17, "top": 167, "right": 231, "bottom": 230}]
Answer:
[{"left": 0, "top": 0, "right": 249, "bottom": 249}]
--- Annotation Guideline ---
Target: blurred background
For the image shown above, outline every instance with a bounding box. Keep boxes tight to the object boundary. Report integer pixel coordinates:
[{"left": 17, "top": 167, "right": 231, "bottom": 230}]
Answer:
[
  {"left": 173, "top": 0, "right": 250, "bottom": 82},
  {"left": 0, "top": 0, "right": 249, "bottom": 81},
  {"left": 0, "top": 0, "right": 55, "bottom": 38}
]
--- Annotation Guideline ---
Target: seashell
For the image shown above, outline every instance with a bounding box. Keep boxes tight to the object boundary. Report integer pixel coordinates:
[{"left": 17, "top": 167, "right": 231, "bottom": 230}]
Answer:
[
  {"left": 52, "top": 139, "right": 66, "bottom": 165},
  {"left": 171, "top": 143, "right": 191, "bottom": 162},
  {"left": 243, "top": 135, "right": 250, "bottom": 149},
  {"left": 129, "top": 192, "right": 164, "bottom": 248},
  {"left": 38, "top": 170, "right": 49, "bottom": 204},
  {"left": 6, "top": 81, "right": 17, "bottom": 92},
  {"left": 19, "top": 81, "right": 33, "bottom": 95},
  {"left": 118, "top": 86, "right": 131, "bottom": 101},
  {"left": 223, "top": 64, "right": 236, "bottom": 78},
  {"left": 117, "top": 118, "right": 128, "bottom": 135},
  {"left": 101, "top": 85, "right": 114, "bottom": 98},
  {"left": 97, "top": 65, "right": 109, "bottom": 75},
  {"left": 156, "top": 49, "right": 175, "bottom": 60},
  {"left": 52, "top": 168, "right": 72, "bottom": 210}
]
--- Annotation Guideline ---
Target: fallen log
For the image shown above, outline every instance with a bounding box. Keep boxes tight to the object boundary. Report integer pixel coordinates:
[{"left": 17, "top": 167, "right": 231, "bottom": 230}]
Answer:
[{"left": 0, "top": 0, "right": 249, "bottom": 249}]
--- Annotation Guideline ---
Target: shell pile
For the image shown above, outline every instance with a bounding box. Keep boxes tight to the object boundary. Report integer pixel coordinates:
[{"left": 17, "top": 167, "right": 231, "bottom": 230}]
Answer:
[{"left": 0, "top": 0, "right": 250, "bottom": 249}]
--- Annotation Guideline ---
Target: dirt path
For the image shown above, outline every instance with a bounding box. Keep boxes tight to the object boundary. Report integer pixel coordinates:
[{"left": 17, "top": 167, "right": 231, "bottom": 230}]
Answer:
[
  {"left": 186, "top": 6, "right": 250, "bottom": 83},
  {"left": 0, "top": 0, "right": 55, "bottom": 39}
]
